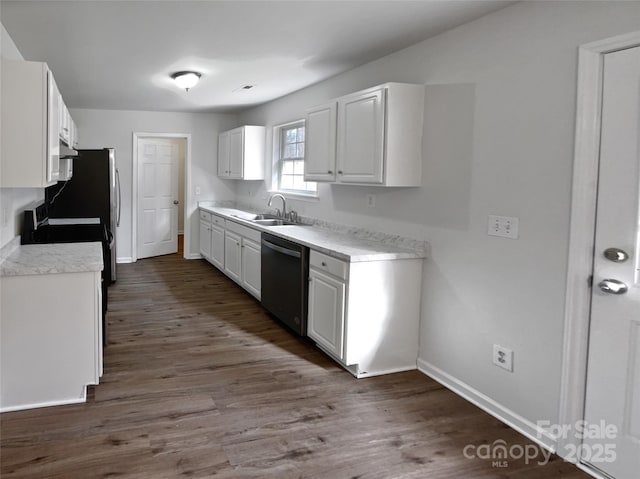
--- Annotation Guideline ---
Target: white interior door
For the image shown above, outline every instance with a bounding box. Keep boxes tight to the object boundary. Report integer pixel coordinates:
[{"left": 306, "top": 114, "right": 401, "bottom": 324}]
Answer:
[
  {"left": 137, "top": 138, "right": 179, "bottom": 259},
  {"left": 583, "top": 46, "right": 640, "bottom": 479}
]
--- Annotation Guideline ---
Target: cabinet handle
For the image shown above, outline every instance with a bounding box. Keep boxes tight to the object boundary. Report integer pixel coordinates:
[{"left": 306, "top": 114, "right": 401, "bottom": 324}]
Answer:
[
  {"left": 338, "top": 170, "right": 343, "bottom": 174},
  {"left": 328, "top": 170, "right": 333, "bottom": 174},
  {"left": 321, "top": 261, "right": 327, "bottom": 266}
]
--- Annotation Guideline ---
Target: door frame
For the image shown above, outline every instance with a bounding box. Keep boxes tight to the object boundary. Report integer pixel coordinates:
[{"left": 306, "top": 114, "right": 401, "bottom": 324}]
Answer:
[
  {"left": 132, "top": 132, "right": 192, "bottom": 262},
  {"left": 559, "top": 30, "right": 640, "bottom": 469}
]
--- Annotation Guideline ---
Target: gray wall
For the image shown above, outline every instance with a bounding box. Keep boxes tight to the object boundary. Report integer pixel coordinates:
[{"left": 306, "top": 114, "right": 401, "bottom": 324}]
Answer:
[
  {"left": 69, "top": 108, "right": 238, "bottom": 260},
  {"left": 235, "top": 0, "right": 640, "bottom": 432}
]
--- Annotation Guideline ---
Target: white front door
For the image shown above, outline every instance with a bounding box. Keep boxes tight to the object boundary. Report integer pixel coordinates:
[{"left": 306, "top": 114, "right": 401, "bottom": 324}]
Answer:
[
  {"left": 583, "top": 45, "right": 640, "bottom": 479},
  {"left": 137, "top": 138, "right": 179, "bottom": 259}
]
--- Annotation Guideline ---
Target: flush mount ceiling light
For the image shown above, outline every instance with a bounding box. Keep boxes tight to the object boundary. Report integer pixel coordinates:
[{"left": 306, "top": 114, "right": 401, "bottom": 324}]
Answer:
[{"left": 171, "top": 71, "right": 201, "bottom": 91}]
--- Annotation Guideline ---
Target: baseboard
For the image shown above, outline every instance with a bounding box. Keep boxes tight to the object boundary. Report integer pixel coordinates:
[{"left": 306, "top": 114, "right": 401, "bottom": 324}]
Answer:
[
  {"left": 117, "top": 257, "right": 133, "bottom": 264},
  {"left": 417, "top": 358, "right": 557, "bottom": 452},
  {"left": 185, "top": 253, "right": 201, "bottom": 260},
  {"left": 0, "top": 395, "right": 87, "bottom": 413}
]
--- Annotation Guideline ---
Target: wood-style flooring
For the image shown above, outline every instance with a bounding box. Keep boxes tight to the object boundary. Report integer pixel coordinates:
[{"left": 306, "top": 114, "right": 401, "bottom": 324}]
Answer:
[{"left": 0, "top": 253, "right": 590, "bottom": 478}]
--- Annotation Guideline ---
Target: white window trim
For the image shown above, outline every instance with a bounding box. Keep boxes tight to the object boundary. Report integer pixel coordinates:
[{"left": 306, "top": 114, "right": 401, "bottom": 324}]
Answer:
[{"left": 271, "top": 119, "right": 318, "bottom": 198}]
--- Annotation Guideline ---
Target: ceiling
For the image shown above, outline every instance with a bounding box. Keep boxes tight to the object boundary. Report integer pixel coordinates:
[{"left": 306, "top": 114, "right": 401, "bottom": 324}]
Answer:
[{"left": 1, "top": 1, "right": 514, "bottom": 113}]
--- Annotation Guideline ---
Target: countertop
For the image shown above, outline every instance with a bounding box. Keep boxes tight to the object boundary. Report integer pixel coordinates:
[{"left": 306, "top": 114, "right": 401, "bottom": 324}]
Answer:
[
  {"left": 198, "top": 205, "right": 426, "bottom": 262},
  {"left": 0, "top": 242, "right": 104, "bottom": 277}
]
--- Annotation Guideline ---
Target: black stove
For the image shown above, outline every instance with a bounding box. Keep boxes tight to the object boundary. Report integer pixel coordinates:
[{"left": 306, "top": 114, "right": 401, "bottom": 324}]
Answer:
[{"left": 21, "top": 202, "right": 111, "bottom": 346}]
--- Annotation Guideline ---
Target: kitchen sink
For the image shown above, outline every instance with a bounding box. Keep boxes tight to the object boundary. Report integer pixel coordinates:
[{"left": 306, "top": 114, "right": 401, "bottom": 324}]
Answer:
[
  {"left": 254, "top": 218, "right": 286, "bottom": 226},
  {"left": 230, "top": 212, "right": 305, "bottom": 227},
  {"left": 253, "top": 218, "right": 299, "bottom": 226}
]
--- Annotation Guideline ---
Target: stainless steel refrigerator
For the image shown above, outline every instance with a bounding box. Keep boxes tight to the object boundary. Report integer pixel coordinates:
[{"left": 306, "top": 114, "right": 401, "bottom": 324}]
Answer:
[{"left": 46, "top": 148, "right": 121, "bottom": 281}]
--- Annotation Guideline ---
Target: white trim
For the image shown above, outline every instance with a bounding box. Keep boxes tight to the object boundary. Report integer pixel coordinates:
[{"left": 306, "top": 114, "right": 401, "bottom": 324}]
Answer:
[
  {"left": 116, "top": 257, "right": 134, "bottom": 264},
  {"left": 132, "top": 132, "right": 192, "bottom": 262},
  {"left": 417, "top": 358, "right": 556, "bottom": 451},
  {"left": 560, "top": 30, "right": 640, "bottom": 463},
  {"left": 266, "top": 190, "right": 319, "bottom": 202},
  {"left": 185, "top": 253, "right": 202, "bottom": 260},
  {"left": 0, "top": 395, "right": 87, "bottom": 413}
]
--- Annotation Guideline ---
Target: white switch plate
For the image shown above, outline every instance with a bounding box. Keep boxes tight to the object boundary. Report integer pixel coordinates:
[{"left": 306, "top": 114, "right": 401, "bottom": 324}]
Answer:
[
  {"left": 1, "top": 206, "right": 8, "bottom": 228},
  {"left": 366, "top": 194, "right": 376, "bottom": 208},
  {"left": 493, "top": 344, "right": 514, "bottom": 372},
  {"left": 488, "top": 215, "right": 519, "bottom": 239},
  {"left": 195, "top": 186, "right": 201, "bottom": 195}
]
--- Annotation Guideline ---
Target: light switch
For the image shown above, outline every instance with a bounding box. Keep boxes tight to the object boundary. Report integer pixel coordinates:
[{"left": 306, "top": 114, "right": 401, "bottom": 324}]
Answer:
[
  {"left": 488, "top": 215, "right": 519, "bottom": 239},
  {"left": 195, "top": 186, "right": 201, "bottom": 195}
]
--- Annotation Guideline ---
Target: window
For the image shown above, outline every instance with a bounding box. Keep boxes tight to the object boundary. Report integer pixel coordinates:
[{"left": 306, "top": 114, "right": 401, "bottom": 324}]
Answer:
[{"left": 274, "top": 121, "right": 317, "bottom": 195}]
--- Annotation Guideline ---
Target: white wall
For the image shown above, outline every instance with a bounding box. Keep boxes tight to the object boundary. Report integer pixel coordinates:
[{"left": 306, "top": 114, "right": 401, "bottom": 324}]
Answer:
[
  {"left": 0, "top": 23, "right": 43, "bottom": 248},
  {"left": 236, "top": 1, "right": 640, "bottom": 434},
  {"left": 70, "top": 109, "right": 237, "bottom": 260}
]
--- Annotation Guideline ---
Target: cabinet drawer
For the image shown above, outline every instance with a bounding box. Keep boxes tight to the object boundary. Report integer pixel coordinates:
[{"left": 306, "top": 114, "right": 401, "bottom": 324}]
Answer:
[
  {"left": 225, "top": 219, "right": 261, "bottom": 243},
  {"left": 211, "top": 214, "right": 225, "bottom": 228},
  {"left": 310, "top": 250, "right": 348, "bottom": 280},
  {"left": 199, "top": 210, "right": 212, "bottom": 222}
]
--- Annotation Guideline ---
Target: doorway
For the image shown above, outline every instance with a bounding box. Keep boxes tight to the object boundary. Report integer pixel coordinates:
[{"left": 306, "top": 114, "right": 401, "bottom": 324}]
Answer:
[
  {"left": 561, "top": 32, "right": 640, "bottom": 479},
  {"left": 132, "top": 133, "right": 191, "bottom": 261}
]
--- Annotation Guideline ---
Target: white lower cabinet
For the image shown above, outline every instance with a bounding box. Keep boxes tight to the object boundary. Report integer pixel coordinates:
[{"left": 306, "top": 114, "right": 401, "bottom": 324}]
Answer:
[
  {"left": 210, "top": 223, "right": 225, "bottom": 269},
  {"left": 224, "top": 231, "right": 242, "bottom": 283},
  {"left": 199, "top": 208, "right": 261, "bottom": 300},
  {"left": 307, "top": 250, "right": 422, "bottom": 378},
  {"left": 199, "top": 219, "right": 211, "bottom": 260},
  {"left": 241, "top": 238, "right": 261, "bottom": 299},
  {"left": 1, "top": 270, "right": 102, "bottom": 411},
  {"left": 308, "top": 267, "right": 345, "bottom": 359}
]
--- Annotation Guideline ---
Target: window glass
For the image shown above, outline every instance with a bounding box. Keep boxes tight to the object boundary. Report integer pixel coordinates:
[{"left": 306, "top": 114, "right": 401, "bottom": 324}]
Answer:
[{"left": 274, "top": 121, "right": 316, "bottom": 195}]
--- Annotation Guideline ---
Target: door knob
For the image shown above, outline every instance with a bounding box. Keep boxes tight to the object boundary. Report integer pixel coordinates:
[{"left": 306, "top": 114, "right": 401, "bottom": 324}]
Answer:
[
  {"left": 598, "top": 279, "right": 628, "bottom": 295},
  {"left": 173, "top": 200, "right": 179, "bottom": 205},
  {"left": 603, "top": 248, "right": 629, "bottom": 262}
]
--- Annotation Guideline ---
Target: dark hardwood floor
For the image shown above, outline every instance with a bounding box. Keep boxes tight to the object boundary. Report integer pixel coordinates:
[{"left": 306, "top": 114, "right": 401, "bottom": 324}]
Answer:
[{"left": 0, "top": 254, "right": 590, "bottom": 478}]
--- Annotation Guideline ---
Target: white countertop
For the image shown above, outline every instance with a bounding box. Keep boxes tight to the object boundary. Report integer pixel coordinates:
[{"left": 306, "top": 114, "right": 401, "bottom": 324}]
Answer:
[
  {"left": 199, "top": 205, "right": 426, "bottom": 262},
  {"left": 0, "top": 242, "right": 104, "bottom": 277}
]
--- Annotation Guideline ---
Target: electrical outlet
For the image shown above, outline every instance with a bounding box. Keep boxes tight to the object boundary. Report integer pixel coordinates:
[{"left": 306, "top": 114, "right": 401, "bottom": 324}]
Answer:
[
  {"left": 366, "top": 194, "right": 376, "bottom": 208},
  {"left": 195, "top": 186, "right": 201, "bottom": 195},
  {"left": 1, "top": 206, "right": 8, "bottom": 228},
  {"left": 493, "top": 344, "right": 514, "bottom": 372},
  {"left": 488, "top": 215, "right": 519, "bottom": 239}
]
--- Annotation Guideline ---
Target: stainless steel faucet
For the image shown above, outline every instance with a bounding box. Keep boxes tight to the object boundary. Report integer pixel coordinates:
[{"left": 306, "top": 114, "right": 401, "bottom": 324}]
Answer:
[{"left": 268, "top": 193, "right": 286, "bottom": 218}]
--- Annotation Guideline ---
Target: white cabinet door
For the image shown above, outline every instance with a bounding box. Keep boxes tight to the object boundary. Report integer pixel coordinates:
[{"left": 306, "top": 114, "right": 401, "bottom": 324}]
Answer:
[
  {"left": 228, "top": 128, "right": 244, "bottom": 178},
  {"left": 210, "top": 223, "right": 225, "bottom": 269},
  {"left": 336, "top": 87, "right": 384, "bottom": 184},
  {"left": 47, "top": 71, "right": 60, "bottom": 183},
  {"left": 241, "top": 238, "right": 261, "bottom": 299},
  {"left": 199, "top": 220, "right": 211, "bottom": 260},
  {"left": 308, "top": 268, "right": 345, "bottom": 360},
  {"left": 224, "top": 231, "right": 242, "bottom": 283},
  {"left": 304, "top": 103, "right": 336, "bottom": 182},
  {"left": 217, "top": 131, "right": 230, "bottom": 177}
]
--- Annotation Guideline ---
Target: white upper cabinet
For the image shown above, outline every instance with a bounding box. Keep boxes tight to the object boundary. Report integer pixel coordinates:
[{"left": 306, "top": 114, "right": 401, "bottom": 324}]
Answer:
[
  {"left": 1, "top": 60, "right": 61, "bottom": 187},
  {"left": 305, "top": 83, "right": 424, "bottom": 187},
  {"left": 217, "top": 131, "right": 230, "bottom": 177},
  {"left": 217, "top": 125, "right": 265, "bottom": 180},
  {"left": 304, "top": 103, "right": 337, "bottom": 182},
  {"left": 337, "top": 87, "right": 385, "bottom": 184}
]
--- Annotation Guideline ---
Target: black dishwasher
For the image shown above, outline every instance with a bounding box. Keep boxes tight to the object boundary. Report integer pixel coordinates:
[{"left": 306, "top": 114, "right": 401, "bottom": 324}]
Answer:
[{"left": 261, "top": 232, "right": 309, "bottom": 336}]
